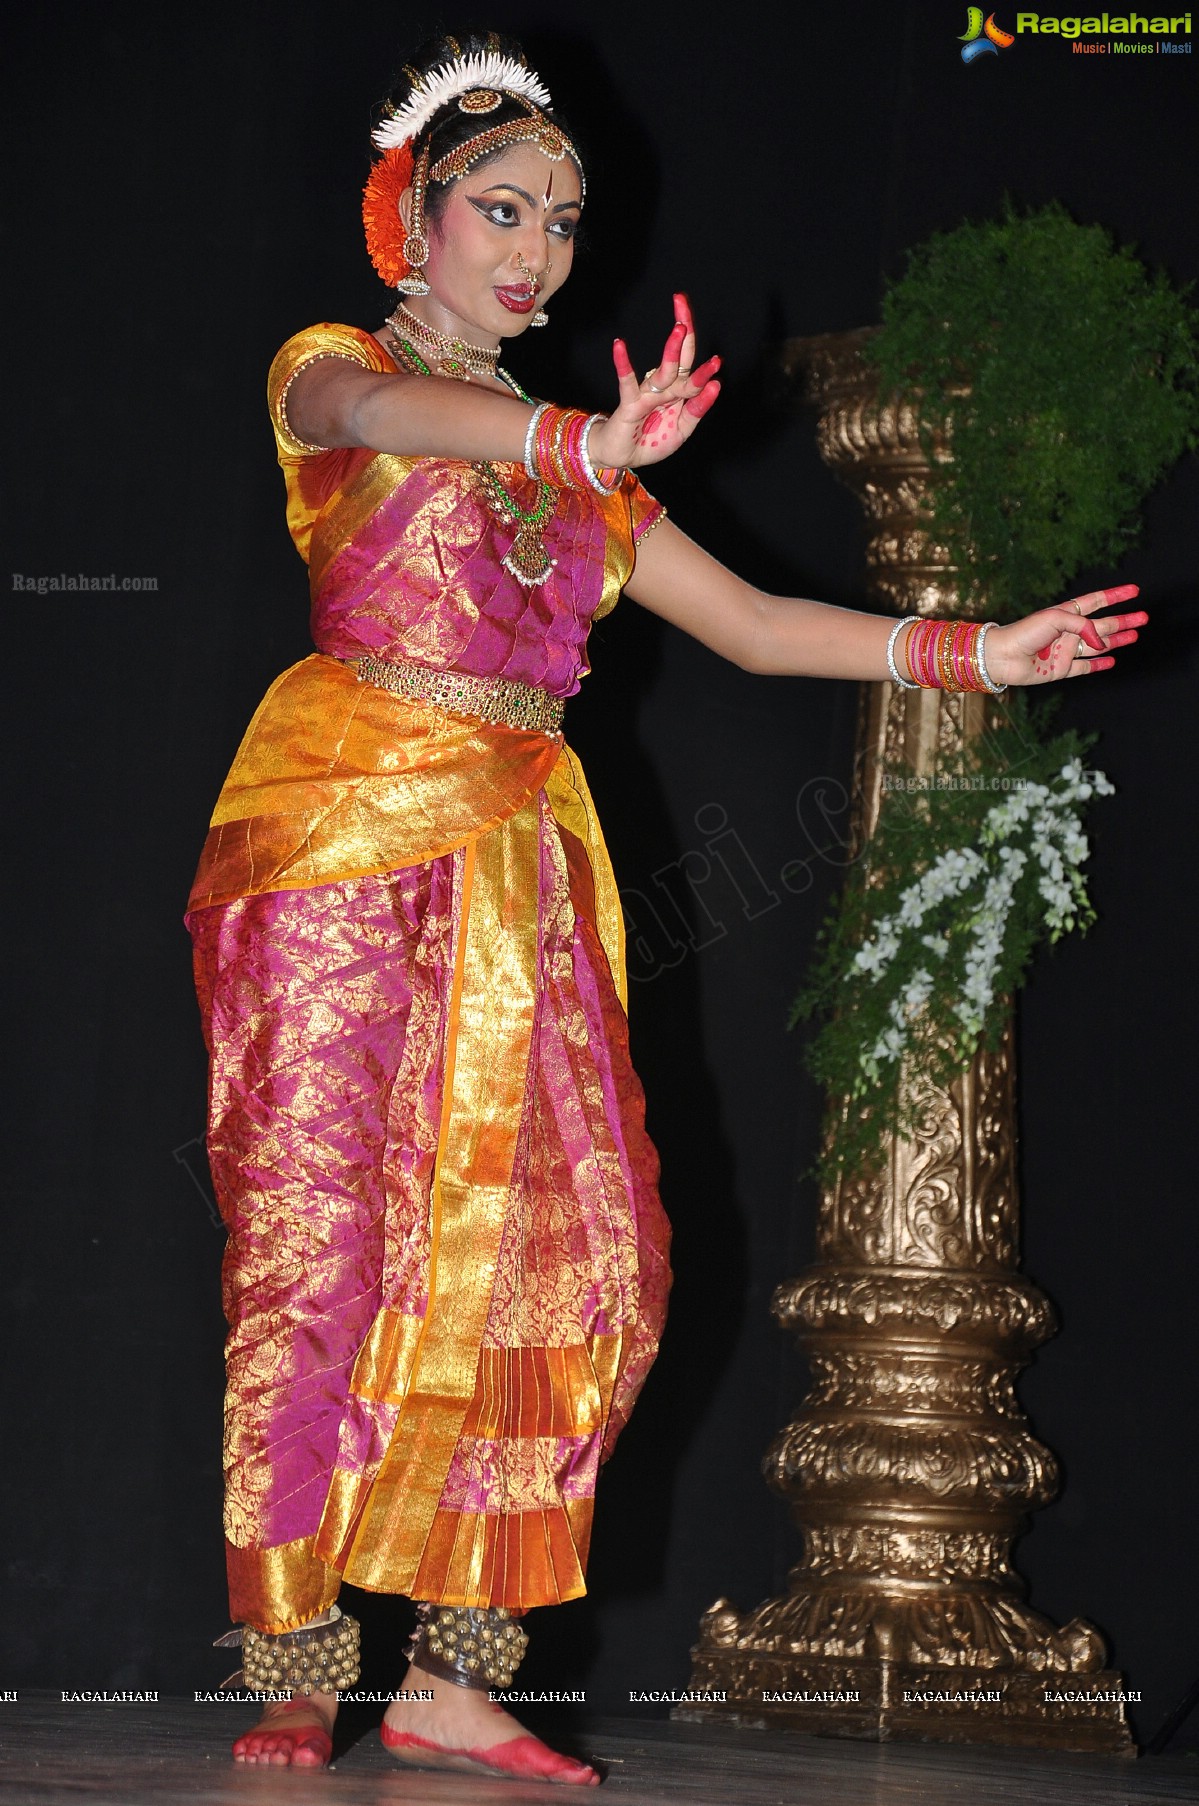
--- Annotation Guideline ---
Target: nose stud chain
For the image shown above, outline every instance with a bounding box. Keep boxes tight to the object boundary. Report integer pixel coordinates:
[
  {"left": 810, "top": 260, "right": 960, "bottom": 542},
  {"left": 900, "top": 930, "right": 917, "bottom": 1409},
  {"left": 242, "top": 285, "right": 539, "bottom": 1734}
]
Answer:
[
  {"left": 516, "top": 253, "right": 551, "bottom": 329},
  {"left": 516, "top": 252, "right": 544, "bottom": 290}
]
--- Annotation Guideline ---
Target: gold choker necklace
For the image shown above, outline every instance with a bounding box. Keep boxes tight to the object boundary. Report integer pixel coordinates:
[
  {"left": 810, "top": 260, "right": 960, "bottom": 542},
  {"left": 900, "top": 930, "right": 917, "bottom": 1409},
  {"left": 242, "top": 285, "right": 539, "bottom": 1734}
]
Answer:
[{"left": 387, "top": 304, "right": 500, "bottom": 381}]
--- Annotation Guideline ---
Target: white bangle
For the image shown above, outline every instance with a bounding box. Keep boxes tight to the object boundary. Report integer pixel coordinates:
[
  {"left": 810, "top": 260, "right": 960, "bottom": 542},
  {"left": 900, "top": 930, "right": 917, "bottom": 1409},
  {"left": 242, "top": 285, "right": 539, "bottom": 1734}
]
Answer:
[
  {"left": 523, "top": 401, "right": 551, "bottom": 480},
  {"left": 580, "top": 413, "right": 622, "bottom": 493},
  {"left": 975, "top": 621, "right": 1008, "bottom": 694},
  {"left": 886, "top": 617, "right": 920, "bottom": 689}
]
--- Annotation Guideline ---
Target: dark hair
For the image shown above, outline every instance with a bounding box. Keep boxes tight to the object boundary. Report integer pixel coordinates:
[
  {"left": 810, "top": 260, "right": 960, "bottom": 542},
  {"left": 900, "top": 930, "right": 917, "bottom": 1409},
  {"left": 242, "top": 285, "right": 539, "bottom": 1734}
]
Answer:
[{"left": 377, "top": 28, "right": 585, "bottom": 231}]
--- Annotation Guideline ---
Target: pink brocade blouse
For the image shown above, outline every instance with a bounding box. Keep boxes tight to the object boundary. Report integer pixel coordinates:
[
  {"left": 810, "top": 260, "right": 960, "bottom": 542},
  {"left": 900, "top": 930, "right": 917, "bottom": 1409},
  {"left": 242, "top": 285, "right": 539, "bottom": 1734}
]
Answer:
[{"left": 268, "top": 323, "right": 666, "bottom": 699}]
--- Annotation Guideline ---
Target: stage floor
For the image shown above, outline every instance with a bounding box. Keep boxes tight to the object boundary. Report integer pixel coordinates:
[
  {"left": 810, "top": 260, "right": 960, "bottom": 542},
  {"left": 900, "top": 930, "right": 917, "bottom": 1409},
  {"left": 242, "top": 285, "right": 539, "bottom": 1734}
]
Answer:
[{"left": 1, "top": 1695, "right": 1197, "bottom": 1804}]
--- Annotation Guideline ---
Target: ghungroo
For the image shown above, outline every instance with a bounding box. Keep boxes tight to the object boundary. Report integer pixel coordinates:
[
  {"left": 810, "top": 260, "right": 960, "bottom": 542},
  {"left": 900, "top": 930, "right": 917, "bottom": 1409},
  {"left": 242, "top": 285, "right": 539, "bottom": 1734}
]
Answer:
[
  {"left": 406, "top": 1602, "right": 529, "bottom": 1690},
  {"left": 236, "top": 1605, "right": 361, "bottom": 1694}
]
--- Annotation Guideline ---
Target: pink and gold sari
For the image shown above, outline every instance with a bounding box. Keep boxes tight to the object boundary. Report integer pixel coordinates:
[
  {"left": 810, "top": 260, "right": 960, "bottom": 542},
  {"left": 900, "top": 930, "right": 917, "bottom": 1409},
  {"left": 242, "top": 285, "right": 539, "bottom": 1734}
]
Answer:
[{"left": 185, "top": 326, "right": 671, "bottom": 1633}]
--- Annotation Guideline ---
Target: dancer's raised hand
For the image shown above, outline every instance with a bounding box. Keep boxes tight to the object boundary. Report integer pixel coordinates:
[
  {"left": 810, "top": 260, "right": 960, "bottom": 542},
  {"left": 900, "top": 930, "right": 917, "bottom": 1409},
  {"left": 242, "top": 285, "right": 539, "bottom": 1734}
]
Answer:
[{"left": 589, "top": 293, "right": 721, "bottom": 470}]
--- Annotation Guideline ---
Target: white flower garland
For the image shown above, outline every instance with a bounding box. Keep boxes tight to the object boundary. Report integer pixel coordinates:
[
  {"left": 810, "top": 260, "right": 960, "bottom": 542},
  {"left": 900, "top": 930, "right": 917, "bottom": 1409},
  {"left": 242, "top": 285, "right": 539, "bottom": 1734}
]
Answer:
[
  {"left": 852, "top": 759, "right": 1113, "bottom": 1086},
  {"left": 373, "top": 54, "right": 553, "bottom": 151}
]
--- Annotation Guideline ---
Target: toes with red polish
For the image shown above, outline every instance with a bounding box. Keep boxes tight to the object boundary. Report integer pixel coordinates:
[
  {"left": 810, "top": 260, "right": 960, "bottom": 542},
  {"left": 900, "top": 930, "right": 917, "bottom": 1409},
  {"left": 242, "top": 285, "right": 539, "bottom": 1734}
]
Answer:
[{"left": 233, "top": 1717, "right": 332, "bottom": 1769}]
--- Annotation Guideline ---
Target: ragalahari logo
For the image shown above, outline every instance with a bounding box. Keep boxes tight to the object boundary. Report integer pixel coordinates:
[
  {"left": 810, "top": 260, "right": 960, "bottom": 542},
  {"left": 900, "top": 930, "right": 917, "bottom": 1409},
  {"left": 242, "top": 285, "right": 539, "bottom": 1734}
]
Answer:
[{"left": 960, "top": 7, "right": 1016, "bottom": 59}]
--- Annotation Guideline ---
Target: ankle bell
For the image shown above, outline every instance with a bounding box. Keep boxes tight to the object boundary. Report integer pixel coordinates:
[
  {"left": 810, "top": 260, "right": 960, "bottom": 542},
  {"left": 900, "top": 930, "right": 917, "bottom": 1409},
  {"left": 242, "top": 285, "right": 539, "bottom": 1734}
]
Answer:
[
  {"left": 236, "top": 1605, "right": 362, "bottom": 1694},
  {"left": 407, "top": 1602, "right": 529, "bottom": 1691}
]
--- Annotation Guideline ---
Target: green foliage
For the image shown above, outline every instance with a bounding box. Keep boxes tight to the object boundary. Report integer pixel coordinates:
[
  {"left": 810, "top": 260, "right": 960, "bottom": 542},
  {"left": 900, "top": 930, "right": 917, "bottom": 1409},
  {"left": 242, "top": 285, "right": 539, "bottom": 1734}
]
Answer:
[
  {"left": 794, "top": 694, "right": 1107, "bottom": 1188},
  {"left": 865, "top": 200, "right": 1199, "bottom": 618}
]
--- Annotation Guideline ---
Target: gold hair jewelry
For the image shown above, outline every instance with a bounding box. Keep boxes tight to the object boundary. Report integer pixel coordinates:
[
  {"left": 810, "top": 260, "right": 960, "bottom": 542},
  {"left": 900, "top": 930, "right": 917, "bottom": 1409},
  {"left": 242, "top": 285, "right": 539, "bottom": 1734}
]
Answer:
[
  {"left": 429, "top": 101, "right": 585, "bottom": 195},
  {"left": 459, "top": 88, "right": 502, "bottom": 112}
]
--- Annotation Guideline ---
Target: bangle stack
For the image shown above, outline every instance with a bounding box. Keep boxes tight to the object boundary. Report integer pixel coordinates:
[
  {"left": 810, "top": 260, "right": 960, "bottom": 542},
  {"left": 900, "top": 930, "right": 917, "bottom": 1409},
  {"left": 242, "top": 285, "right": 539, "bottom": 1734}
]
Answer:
[
  {"left": 524, "top": 403, "right": 622, "bottom": 493},
  {"left": 890, "top": 618, "right": 1007, "bottom": 694}
]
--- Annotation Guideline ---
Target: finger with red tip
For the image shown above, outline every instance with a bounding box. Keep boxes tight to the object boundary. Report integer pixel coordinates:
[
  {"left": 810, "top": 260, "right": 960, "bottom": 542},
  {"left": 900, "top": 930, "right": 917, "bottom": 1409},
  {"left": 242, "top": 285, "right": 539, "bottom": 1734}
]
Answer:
[
  {"left": 673, "top": 296, "right": 697, "bottom": 372},
  {"left": 684, "top": 379, "right": 720, "bottom": 419},
  {"left": 650, "top": 325, "right": 687, "bottom": 387},
  {"left": 1067, "top": 585, "right": 1139, "bottom": 610},
  {"left": 686, "top": 355, "right": 721, "bottom": 388},
  {"left": 1079, "top": 621, "right": 1105, "bottom": 652},
  {"left": 613, "top": 339, "right": 635, "bottom": 380},
  {"left": 1107, "top": 610, "right": 1149, "bottom": 630}
]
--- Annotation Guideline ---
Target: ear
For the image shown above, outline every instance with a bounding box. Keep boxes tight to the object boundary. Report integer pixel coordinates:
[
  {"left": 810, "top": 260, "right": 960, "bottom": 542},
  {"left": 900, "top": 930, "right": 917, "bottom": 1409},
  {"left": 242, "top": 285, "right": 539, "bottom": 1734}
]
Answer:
[{"left": 399, "top": 187, "right": 414, "bottom": 232}]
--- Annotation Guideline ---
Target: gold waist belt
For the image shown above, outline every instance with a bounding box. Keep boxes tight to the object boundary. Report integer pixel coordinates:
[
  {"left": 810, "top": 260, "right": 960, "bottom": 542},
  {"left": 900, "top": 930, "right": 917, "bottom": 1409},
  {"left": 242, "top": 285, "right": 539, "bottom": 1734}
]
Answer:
[{"left": 353, "top": 653, "right": 565, "bottom": 738}]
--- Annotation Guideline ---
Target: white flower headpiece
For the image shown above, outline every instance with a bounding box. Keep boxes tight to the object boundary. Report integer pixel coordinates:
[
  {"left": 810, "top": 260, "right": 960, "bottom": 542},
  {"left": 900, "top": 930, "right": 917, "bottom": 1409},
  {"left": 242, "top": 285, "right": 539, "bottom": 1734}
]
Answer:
[{"left": 372, "top": 52, "right": 553, "bottom": 151}]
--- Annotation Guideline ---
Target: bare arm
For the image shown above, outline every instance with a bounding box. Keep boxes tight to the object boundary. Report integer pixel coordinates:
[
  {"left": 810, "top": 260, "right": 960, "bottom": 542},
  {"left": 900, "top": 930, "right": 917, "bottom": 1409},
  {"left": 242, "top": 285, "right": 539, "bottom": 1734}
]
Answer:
[
  {"left": 286, "top": 295, "right": 721, "bottom": 465},
  {"left": 624, "top": 519, "right": 1146, "bottom": 686},
  {"left": 289, "top": 359, "right": 533, "bottom": 461}
]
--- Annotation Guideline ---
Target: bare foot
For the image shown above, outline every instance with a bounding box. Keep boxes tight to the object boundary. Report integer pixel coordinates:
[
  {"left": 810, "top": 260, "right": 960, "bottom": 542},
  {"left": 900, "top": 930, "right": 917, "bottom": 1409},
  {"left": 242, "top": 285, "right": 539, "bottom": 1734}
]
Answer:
[
  {"left": 232, "top": 1690, "right": 338, "bottom": 1767},
  {"left": 381, "top": 1661, "right": 598, "bottom": 1785}
]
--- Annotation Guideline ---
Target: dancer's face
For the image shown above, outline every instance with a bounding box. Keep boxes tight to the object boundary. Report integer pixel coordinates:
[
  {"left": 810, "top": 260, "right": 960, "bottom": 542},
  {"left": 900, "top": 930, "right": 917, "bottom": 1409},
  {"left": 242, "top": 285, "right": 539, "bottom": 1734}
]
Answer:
[{"left": 411, "top": 142, "right": 583, "bottom": 345}]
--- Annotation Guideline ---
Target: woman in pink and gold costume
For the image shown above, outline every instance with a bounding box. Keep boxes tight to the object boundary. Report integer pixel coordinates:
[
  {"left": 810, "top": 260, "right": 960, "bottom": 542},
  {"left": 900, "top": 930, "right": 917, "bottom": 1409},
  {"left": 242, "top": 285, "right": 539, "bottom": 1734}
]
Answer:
[{"left": 184, "top": 28, "right": 1146, "bottom": 1784}]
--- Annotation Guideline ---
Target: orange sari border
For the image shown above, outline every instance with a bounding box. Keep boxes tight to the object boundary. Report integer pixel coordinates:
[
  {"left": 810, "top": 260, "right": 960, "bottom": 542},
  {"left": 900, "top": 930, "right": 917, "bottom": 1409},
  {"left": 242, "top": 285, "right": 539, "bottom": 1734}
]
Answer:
[
  {"left": 225, "top": 1536, "right": 340, "bottom": 1634},
  {"left": 187, "top": 656, "right": 563, "bottom": 914},
  {"left": 317, "top": 798, "right": 542, "bottom": 1592}
]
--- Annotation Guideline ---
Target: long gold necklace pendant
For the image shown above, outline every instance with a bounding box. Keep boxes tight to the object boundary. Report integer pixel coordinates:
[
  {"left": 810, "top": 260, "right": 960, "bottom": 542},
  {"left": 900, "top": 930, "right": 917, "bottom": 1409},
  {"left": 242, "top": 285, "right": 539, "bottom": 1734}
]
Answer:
[
  {"left": 471, "top": 461, "right": 558, "bottom": 588},
  {"left": 503, "top": 521, "right": 557, "bottom": 588}
]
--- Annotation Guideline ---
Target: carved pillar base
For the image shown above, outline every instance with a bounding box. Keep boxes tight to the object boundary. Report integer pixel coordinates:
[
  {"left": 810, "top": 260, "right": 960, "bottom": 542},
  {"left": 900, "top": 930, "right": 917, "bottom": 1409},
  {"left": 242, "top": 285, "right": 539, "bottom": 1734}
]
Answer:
[
  {"left": 683, "top": 1641, "right": 1133, "bottom": 1752},
  {"left": 676, "top": 331, "right": 1132, "bottom": 1756}
]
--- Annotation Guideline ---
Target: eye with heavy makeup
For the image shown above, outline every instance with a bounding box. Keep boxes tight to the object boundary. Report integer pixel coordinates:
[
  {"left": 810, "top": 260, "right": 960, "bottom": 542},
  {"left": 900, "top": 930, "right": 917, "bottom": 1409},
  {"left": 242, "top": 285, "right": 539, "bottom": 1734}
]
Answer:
[
  {"left": 465, "top": 185, "right": 581, "bottom": 242},
  {"left": 469, "top": 195, "right": 581, "bottom": 243}
]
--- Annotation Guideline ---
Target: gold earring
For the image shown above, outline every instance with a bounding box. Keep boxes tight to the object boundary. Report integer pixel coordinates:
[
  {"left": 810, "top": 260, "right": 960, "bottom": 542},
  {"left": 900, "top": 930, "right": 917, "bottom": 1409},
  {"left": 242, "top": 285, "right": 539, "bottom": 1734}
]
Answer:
[{"left": 397, "top": 144, "right": 431, "bottom": 296}]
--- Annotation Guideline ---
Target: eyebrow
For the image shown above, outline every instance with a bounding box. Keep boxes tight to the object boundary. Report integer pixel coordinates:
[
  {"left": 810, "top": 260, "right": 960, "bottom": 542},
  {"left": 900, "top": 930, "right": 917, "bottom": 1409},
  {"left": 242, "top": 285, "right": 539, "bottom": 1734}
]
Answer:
[{"left": 477, "top": 182, "right": 581, "bottom": 214}]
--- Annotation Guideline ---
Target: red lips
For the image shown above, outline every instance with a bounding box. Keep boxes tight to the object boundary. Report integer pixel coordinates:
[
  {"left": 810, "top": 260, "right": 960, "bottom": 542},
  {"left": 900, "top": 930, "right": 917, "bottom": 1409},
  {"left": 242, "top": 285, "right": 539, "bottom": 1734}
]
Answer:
[{"left": 494, "top": 285, "right": 537, "bottom": 314}]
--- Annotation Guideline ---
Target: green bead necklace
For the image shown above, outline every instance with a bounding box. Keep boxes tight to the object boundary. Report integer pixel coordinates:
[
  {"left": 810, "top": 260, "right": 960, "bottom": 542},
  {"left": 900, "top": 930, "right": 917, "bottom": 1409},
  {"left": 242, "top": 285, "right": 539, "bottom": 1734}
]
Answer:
[{"left": 386, "top": 333, "right": 557, "bottom": 588}]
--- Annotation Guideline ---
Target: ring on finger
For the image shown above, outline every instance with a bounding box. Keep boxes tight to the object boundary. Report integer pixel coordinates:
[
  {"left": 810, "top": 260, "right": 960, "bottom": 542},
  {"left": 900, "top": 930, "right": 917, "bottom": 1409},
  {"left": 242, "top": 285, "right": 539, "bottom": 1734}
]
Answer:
[{"left": 644, "top": 381, "right": 666, "bottom": 393}]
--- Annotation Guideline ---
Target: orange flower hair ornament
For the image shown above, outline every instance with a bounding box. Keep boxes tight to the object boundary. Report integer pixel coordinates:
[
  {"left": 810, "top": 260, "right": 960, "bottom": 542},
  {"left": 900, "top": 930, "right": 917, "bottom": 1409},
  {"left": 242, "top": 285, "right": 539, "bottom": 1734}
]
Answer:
[{"left": 362, "top": 144, "right": 416, "bottom": 288}]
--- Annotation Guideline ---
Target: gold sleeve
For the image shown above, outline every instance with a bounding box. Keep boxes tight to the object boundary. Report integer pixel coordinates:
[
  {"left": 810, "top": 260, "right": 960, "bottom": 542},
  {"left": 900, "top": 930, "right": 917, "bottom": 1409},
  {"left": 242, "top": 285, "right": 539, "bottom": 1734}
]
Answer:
[
  {"left": 628, "top": 473, "right": 666, "bottom": 544},
  {"left": 266, "top": 323, "right": 396, "bottom": 459}
]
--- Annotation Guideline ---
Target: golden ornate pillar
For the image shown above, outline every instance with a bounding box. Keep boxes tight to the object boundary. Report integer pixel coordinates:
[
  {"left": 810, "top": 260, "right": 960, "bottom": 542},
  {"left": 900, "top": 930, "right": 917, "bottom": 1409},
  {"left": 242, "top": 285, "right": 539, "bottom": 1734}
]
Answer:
[{"left": 678, "top": 330, "right": 1132, "bottom": 1753}]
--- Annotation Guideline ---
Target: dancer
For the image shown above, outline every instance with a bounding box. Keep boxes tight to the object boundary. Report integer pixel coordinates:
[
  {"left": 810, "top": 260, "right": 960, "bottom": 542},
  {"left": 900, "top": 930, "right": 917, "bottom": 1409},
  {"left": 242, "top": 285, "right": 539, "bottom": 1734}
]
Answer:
[{"left": 184, "top": 28, "right": 1146, "bottom": 1782}]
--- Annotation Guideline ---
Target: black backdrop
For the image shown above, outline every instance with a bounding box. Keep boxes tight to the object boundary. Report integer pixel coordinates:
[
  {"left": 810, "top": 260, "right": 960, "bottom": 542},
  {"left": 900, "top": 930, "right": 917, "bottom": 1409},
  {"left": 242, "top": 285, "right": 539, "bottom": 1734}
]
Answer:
[{"left": 6, "top": 0, "right": 1197, "bottom": 1749}]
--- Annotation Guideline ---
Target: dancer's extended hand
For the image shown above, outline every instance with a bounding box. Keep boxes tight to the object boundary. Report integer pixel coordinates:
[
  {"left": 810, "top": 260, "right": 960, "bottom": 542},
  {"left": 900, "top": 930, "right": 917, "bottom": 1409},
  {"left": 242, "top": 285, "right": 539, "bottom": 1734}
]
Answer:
[
  {"left": 984, "top": 586, "right": 1147, "bottom": 685},
  {"left": 588, "top": 293, "right": 721, "bottom": 470}
]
